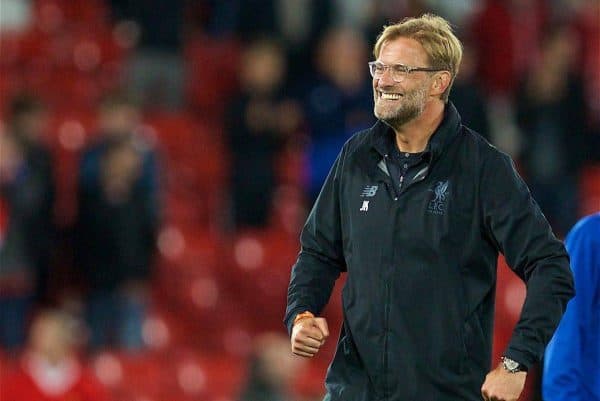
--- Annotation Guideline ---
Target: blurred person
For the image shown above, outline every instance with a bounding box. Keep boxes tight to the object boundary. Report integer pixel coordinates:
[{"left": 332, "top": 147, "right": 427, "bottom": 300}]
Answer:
[
  {"left": 0, "top": 308, "right": 112, "bottom": 401},
  {"left": 275, "top": 0, "right": 335, "bottom": 80},
  {"left": 212, "top": 0, "right": 279, "bottom": 38},
  {"left": 205, "top": 0, "right": 332, "bottom": 63},
  {"left": 296, "top": 27, "right": 375, "bottom": 200},
  {"left": 79, "top": 93, "right": 160, "bottom": 221},
  {"left": 542, "top": 212, "right": 600, "bottom": 401},
  {"left": 468, "top": 0, "right": 550, "bottom": 158},
  {"left": 469, "top": 0, "right": 549, "bottom": 96},
  {"left": 199, "top": 0, "right": 334, "bottom": 84},
  {"left": 0, "top": 132, "right": 36, "bottom": 351},
  {"left": 329, "top": 1, "right": 375, "bottom": 33},
  {"left": 571, "top": 0, "right": 600, "bottom": 161},
  {"left": 285, "top": 15, "right": 574, "bottom": 401},
  {"left": 5, "top": 94, "right": 55, "bottom": 304},
  {"left": 515, "top": 26, "right": 587, "bottom": 236},
  {"left": 225, "top": 38, "right": 301, "bottom": 229},
  {"left": 238, "top": 332, "right": 301, "bottom": 401},
  {"left": 76, "top": 94, "right": 160, "bottom": 351},
  {"left": 423, "top": 0, "right": 477, "bottom": 26},
  {"left": 449, "top": 44, "right": 490, "bottom": 141},
  {"left": 110, "top": 0, "right": 185, "bottom": 109}
]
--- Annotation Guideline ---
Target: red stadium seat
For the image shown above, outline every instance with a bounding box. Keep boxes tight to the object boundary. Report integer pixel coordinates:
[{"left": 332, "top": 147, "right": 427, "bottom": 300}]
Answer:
[
  {"left": 203, "top": 355, "right": 245, "bottom": 399},
  {"left": 217, "top": 229, "right": 300, "bottom": 332},
  {"left": 144, "top": 113, "right": 227, "bottom": 176},
  {"left": 493, "top": 256, "right": 537, "bottom": 401},
  {"left": 184, "top": 35, "right": 241, "bottom": 123},
  {"left": 67, "top": 29, "right": 128, "bottom": 73},
  {"left": 276, "top": 144, "right": 307, "bottom": 187},
  {"left": 34, "top": 0, "right": 109, "bottom": 28},
  {"left": 151, "top": 351, "right": 244, "bottom": 401},
  {"left": 0, "top": 72, "right": 23, "bottom": 116},
  {"left": 2, "top": 28, "right": 52, "bottom": 68},
  {"left": 269, "top": 184, "right": 308, "bottom": 236},
  {"left": 0, "top": 31, "right": 27, "bottom": 69},
  {"left": 145, "top": 112, "right": 228, "bottom": 228},
  {"left": 0, "top": 350, "right": 16, "bottom": 383},
  {"left": 116, "top": 353, "right": 166, "bottom": 399}
]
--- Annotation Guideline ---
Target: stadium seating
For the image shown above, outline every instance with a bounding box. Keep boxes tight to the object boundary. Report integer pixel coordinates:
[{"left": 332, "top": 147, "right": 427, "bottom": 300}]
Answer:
[
  {"left": 184, "top": 34, "right": 241, "bottom": 123},
  {"left": 0, "top": 2, "right": 596, "bottom": 400}
]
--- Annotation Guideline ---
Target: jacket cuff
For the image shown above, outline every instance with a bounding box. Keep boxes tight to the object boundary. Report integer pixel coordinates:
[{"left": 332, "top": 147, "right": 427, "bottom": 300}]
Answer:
[{"left": 503, "top": 347, "right": 537, "bottom": 371}]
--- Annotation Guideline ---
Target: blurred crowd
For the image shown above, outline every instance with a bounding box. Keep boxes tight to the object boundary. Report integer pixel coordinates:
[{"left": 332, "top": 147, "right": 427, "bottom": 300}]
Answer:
[{"left": 0, "top": 0, "right": 598, "bottom": 400}]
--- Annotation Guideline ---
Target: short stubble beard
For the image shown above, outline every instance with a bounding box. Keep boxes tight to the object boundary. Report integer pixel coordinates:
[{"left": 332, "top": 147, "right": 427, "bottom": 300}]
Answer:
[{"left": 374, "top": 82, "right": 429, "bottom": 130}]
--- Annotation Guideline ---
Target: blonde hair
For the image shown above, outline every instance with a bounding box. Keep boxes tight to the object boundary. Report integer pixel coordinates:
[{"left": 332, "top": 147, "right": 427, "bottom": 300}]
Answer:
[{"left": 373, "top": 14, "right": 463, "bottom": 102}]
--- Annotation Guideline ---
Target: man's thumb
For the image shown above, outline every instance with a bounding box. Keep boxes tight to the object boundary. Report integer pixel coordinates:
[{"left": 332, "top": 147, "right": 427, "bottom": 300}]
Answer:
[{"left": 314, "top": 317, "right": 329, "bottom": 338}]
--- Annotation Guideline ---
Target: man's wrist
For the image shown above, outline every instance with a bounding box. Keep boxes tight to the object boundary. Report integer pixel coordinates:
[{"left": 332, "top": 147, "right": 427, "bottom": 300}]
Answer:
[
  {"left": 293, "top": 311, "right": 315, "bottom": 326},
  {"left": 501, "top": 356, "right": 528, "bottom": 373}
]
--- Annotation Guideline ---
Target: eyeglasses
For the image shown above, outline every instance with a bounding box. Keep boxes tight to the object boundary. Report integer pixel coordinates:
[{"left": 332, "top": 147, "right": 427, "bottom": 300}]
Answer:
[{"left": 368, "top": 61, "right": 445, "bottom": 82}]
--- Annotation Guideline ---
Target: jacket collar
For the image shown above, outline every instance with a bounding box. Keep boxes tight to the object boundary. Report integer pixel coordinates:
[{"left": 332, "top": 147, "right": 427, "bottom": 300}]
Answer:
[{"left": 370, "top": 101, "right": 462, "bottom": 163}]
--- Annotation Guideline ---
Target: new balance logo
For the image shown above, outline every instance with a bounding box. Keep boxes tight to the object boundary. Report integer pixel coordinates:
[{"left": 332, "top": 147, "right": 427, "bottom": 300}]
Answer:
[
  {"left": 361, "top": 185, "right": 378, "bottom": 197},
  {"left": 360, "top": 201, "right": 369, "bottom": 212}
]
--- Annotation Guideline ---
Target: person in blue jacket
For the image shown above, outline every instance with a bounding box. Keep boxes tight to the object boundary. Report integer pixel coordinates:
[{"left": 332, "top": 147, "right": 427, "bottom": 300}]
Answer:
[{"left": 543, "top": 212, "right": 600, "bottom": 401}]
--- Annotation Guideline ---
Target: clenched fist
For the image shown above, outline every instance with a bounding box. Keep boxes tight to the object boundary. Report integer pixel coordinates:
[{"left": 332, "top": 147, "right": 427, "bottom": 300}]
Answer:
[
  {"left": 291, "top": 316, "right": 329, "bottom": 358},
  {"left": 481, "top": 363, "right": 527, "bottom": 401}
]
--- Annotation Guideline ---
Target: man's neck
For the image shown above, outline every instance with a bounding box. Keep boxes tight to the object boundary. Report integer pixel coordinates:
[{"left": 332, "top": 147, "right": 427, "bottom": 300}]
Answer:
[{"left": 393, "top": 101, "right": 445, "bottom": 153}]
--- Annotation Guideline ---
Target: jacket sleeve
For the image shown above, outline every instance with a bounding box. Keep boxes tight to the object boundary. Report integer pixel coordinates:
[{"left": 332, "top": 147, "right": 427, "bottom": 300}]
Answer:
[
  {"left": 481, "top": 150, "right": 575, "bottom": 369},
  {"left": 542, "top": 216, "right": 598, "bottom": 401},
  {"left": 284, "top": 146, "right": 347, "bottom": 335}
]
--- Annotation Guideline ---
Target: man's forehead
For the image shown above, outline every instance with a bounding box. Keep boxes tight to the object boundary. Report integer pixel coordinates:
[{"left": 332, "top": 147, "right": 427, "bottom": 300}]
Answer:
[{"left": 377, "top": 37, "right": 428, "bottom": 65}]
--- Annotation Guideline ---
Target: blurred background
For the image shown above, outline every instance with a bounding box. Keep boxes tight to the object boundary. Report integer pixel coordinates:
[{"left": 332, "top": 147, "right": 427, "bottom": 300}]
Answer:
[{"left": 0, "top": 0, "right": 598, "bottom": 400}]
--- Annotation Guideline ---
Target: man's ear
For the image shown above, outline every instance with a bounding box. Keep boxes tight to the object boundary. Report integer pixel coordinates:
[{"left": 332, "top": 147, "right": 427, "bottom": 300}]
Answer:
[{"left": 430, "top": 71, "right": 452, "bottom": 97}]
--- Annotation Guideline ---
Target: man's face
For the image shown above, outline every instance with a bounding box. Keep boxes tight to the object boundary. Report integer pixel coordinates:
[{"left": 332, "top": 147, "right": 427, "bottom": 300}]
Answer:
[
  {"left": 373, "top": 37, "right": 434, "bottom": 128},
  {"left": 29, "top": 315, "right": 71, "bottom": 362},
  {"left": 100, "top": 105, "right": 140, "bottom": 136}
]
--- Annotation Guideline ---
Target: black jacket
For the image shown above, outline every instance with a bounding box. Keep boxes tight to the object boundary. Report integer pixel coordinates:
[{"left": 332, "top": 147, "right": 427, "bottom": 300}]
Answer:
[{"left": 285, "top": 104, "right": 574, "bottom": 401}]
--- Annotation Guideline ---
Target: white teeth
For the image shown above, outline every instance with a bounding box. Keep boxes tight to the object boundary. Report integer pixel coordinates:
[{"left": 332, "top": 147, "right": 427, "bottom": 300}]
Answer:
[{"left": 380, "top": 92, "right": 401, "bottom": 100}]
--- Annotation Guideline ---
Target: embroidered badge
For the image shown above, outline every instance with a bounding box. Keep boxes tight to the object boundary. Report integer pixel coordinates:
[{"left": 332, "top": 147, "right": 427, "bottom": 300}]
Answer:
[{"left": 427, "top": 180, "right": 450, "bottom": 215}]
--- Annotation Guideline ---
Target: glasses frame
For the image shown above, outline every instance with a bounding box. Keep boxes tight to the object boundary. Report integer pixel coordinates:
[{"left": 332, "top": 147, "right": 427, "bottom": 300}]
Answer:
[{"left": 368, "top": 61, "right": 446, "bottom": 82}]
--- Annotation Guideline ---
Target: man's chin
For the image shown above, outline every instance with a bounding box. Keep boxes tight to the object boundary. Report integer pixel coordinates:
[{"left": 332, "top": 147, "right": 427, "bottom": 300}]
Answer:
[
  {"left": 376, "top": 111, "right": 419, "bottom": 129},
  {"left": 375, "top": 107, "right": 401, "bottom": 121},
  {"left": 374, "top": 107, "right": 398, "bottom": 122}
]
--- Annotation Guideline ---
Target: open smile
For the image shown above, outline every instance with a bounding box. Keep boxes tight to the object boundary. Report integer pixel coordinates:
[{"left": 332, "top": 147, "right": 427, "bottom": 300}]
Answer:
[{"left": 378, "top": 91, "right": 403, "bottom": 100}]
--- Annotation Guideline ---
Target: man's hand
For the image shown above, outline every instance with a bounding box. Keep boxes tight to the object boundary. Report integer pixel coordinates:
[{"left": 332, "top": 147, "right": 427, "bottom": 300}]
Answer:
[
  {"left": 481, "top": 363, "right": 527, "bottom": 401},
  {"left": 291, "top": 316, "right": 329, "bottom": 358}
]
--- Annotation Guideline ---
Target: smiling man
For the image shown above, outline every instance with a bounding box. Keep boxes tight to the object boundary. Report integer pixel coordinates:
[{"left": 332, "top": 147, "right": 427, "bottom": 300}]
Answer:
[{"left": 284, "top": 14, "right": 574, "bottom": 401}]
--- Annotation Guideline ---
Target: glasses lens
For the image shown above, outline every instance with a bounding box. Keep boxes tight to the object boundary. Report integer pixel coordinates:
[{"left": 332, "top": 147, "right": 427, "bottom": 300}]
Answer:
[
  {"left": 369, "top": 63, "right": 407, "bottom": 81},
  {"left": 391, "top": 65, "right": 409, "bottom": 81},
  {"left": 369, "top": 63, "right": 376, "bottom": 77},
  {"left": 369, "top": 62, "right": 384, "bottom": 77}
]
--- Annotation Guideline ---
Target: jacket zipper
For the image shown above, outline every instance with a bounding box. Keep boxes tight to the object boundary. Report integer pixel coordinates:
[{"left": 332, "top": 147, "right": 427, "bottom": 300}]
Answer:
[
  {"left": 400, "top": 166, "right": 428, "bottom": 194},
  {"left": 383, "top": 280, "right": 391, "bottom": 398},
  {"left": 384, "top": 155, "right": 429, "bottom": 199}
]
